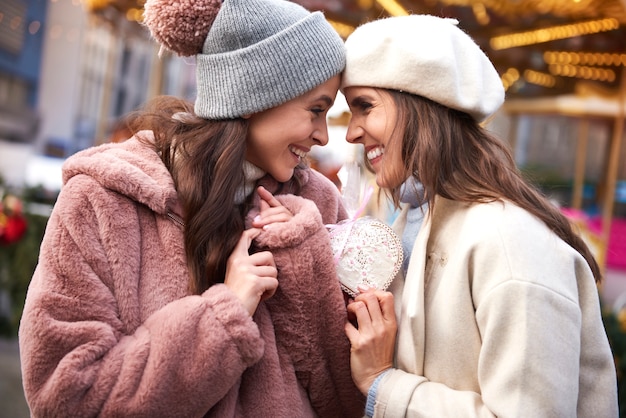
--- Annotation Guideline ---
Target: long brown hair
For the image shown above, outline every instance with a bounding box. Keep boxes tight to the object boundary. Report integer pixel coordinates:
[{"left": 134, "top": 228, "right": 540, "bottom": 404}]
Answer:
[
  {"left": 382, "top": 90, "right": 601, "bottom": 282},
  {"left": 126, "top": 95, "right": 303, "bottom": 294}
]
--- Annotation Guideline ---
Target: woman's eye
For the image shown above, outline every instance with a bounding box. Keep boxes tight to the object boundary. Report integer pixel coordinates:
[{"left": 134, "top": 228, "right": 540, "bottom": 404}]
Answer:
[
  {"left": 311, "top": 107, "right": 325, "bottom": 115},
  {"left": 350, "top": 98, "right": 372, "bottom": 112}
]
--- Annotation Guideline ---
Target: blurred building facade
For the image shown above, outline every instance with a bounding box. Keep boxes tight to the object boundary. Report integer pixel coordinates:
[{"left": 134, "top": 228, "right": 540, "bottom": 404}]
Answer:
[
  {"left": 0, "top": 0, "right": 46, "bottom": 187},
  {"left": 35, "top": 0, "right": 196, "bottom": 157},
  {"left": 0, "top": 0, "right": 45, "bottom": 144},
  {"left": 0, "top": 0, "right": 197, "bottom": 188},
  {"left": 0, "top": 0, "right": 47, "bottom": 132}
]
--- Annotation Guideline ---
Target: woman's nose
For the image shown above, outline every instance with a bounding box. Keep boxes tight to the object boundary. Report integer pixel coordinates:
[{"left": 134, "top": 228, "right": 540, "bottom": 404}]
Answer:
[
  {"left": 345, "top": 120, "right": 362, "bottom": 144},
  {"left": 312, "top": 121, "right": 329, "bottom": 146}
]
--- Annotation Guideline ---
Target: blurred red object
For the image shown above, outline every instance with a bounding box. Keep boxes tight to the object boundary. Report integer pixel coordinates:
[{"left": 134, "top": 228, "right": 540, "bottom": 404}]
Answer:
[
  {"left": 0, "top": 193, "right": 28, "bottom": 245},
  {"left": 0, "top": 215, "right": 27, "bottom": 245}
]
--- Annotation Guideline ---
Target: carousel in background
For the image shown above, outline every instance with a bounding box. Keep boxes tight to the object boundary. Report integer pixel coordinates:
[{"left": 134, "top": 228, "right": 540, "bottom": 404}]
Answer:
[
  {"left": 72, "top": 0, "right": 625, "bottom": 290},
  {"left": 293, "top": 0, "right": 626, "bottom": 277}
]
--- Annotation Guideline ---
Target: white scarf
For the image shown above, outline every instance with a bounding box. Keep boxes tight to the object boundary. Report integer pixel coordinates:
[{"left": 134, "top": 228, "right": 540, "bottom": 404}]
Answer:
[{"left": 234, "top": 161, "right": 266, "bottom": 204}]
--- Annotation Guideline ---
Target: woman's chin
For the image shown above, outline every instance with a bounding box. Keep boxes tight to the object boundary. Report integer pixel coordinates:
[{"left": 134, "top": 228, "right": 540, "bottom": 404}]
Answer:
[
  {"left": 376, "top": 175, "right": 401, "bottom": 190},
  {"left": 271, "top": 168, "right": 295, "bottom": 183},
  {"left": 376, "top": 176, "right": 389, "bottom": 189}
]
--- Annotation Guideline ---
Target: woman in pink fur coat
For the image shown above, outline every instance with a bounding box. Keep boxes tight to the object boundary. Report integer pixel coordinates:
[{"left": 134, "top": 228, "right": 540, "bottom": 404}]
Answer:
[{"left": 18, "top": 0, "right": 365, "bottom": 416}]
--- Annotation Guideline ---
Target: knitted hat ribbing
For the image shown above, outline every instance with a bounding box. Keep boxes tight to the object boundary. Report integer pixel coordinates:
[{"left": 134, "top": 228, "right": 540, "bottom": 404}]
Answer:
[
  {"left": 342, "top": 15, "right": 504, "bottom": 122},
  {"left": 144, "top": 0, "right": 346, "bottom": 120}
]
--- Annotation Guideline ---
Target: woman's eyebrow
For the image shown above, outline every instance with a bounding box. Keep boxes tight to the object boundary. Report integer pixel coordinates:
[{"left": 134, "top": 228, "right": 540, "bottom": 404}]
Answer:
[{"left": 314, "top": 95, "right": 334, "bottom": 106}]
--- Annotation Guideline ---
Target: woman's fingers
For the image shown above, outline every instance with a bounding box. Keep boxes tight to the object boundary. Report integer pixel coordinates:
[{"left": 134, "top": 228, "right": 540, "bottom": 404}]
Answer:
[
  {"left": 344, "top": 318, "right": 360, "bottom": 342},
  {"left": 347, "top": 298, "right": 373, "bottom": 328},
  {"left": 355, "top": 290, "right": 396, "bottom": 324},
  {"left": 344, "top": 290, "right": 398, "bottom": 394},
  {"left": 377, "top": 291, "right": 397, "bottom": 323},
  {"left": 234, "top": 228, "right": 262, "bottom": 254},
  {"left": 252, "top": 186, "right": 293, "bottom": 228},
  {"left": 248, "top": 249, "right": 277, "bottom": 268},
  {"left": 347, "top": 290, "right": 395, "bottom": 332},
  {"left": 225, "top": 229, "right": 279, "bottom": 315},
  {"left": 256, "top": 185, "right": 282, "bottom": 207}
]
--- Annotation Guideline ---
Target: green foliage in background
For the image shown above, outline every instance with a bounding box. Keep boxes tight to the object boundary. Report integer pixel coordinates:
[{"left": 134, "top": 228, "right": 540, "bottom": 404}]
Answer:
[
  {"left": 0, "top": 212, "right": 48, "bottom": 336},
  {"left": 603, "top": 306, "right": 626, "bottom": 417},
  {"left": 519, "top": 163, "right": 574, "bottom": 207},
  {"left": 0, "top": 179, "right": 56, "bottom": 337}
]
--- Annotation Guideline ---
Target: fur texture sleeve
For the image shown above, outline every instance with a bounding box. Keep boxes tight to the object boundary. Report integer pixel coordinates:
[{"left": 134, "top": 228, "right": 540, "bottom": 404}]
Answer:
[
  {"left": 257, "top": 167, "right": 349, "bottom": 225},
  {"left": 18, "top": 175, "right": 263, "bottom": 417},
  {"left": 300, "top": 168, "right": 349, "bottom": 225},
  {"left": 252, "top": 194, "right": 366, "bottom": 418}
]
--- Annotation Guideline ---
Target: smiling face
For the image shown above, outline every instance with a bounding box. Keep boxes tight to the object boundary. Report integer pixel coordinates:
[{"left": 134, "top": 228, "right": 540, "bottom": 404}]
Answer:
[
  {"left": 245, "top": 75, "right": 341, "bottom": 182},
  {"left": 344, "top": 86, "right": 405, "bottom": 189}
]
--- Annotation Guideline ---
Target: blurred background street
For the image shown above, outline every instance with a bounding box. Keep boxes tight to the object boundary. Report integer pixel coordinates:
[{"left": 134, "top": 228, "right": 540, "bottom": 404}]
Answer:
[{"left": 0, "top": 339, "right": 29, "bottom": 418}]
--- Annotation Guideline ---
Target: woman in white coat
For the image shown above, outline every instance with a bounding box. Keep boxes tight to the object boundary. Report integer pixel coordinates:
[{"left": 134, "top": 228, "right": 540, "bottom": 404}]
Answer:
[{"left": 341, "top": 14, "right": 618, "bottom": 418}]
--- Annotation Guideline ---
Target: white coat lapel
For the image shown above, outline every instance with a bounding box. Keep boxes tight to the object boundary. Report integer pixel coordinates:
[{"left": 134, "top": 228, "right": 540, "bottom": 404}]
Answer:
[{"left": 390, "top": 203, "right": 432, "bottom": 375}]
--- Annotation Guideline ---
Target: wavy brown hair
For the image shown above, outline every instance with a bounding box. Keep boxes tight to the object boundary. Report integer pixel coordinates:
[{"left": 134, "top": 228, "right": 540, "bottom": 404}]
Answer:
[
  {"left": 126, "top": 95, "right": 304, "bottom": 294},
  {"left": 380, "top": 90, "right": 601, "bottom": 282}
]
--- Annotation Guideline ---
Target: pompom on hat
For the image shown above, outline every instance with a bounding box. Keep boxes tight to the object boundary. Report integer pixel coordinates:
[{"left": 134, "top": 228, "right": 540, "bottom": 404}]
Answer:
[
  {"left": 143, "top": 0, "right": 345, "bottom": 119},
  {"left": 342, "top": 15, "right": 504, "bottom": 122}
]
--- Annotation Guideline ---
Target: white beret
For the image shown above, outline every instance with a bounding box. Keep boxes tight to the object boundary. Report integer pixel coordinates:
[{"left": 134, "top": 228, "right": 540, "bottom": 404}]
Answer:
[{"left": 342, "top": 15, "right": 505, "bottom": 122}]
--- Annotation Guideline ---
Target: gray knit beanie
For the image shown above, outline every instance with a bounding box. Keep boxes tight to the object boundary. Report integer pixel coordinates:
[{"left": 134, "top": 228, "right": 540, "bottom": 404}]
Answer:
[{"left": 143, "top": 0, "right": 346, "bottom": 119}]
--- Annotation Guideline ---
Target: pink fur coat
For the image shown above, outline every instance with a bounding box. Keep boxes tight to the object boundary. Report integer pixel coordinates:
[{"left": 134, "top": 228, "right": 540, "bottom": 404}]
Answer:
[{"left": 18, "top": 133, "right": 365, "bottom": 417}]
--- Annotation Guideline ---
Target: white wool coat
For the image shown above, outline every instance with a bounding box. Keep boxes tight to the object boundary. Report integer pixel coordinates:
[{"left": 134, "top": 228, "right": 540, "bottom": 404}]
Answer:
[{"left": 373, "top": 196, "right": 618, "bottom": 417}]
